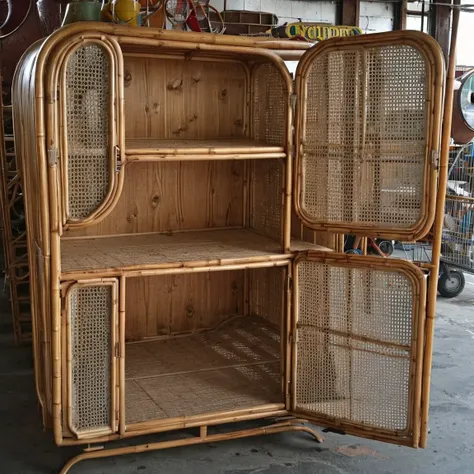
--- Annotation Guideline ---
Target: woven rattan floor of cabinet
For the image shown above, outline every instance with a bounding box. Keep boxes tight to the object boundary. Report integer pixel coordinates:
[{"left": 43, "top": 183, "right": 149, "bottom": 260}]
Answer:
[
  {"left": 125, "top": 317, "right": 282, "bottom": 425},
  {"left": 60, "top": 229, "right": 330, "bottom": 276}
]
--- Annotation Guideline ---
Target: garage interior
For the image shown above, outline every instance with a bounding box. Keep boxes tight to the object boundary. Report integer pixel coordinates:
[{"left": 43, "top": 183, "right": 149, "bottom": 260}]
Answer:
[{"left": 1, "top": 1, "right": 474, "bottom": 473}]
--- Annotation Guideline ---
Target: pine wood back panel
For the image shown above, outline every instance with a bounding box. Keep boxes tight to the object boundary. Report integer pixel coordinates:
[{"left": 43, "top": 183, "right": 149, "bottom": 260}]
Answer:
[
  {"left": 124, "top": 55, "right": 247, "bottom": 140},
  {"left": 125, "top": 266, "right": 286, "bottom": 341},
  {"left": 125, "top": 271, "right": 245, "bottom": 341},
  {"left": 64, "top": 161, "right": 244, "bottom": 237}
]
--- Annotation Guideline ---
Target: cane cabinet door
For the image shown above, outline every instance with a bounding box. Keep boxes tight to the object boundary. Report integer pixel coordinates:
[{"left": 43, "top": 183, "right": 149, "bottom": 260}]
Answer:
[
  {"left": 293, "top": 31, "right": 444, "bottom": 241},
  {"left": 59, "top": 38, "right": 123, "bottom": 227},
  {"left": 290, "top": 253, "right": 427, "bottom": 447},
  {"left": 64, "top": 279, "right": 120, "bottom": 439}
]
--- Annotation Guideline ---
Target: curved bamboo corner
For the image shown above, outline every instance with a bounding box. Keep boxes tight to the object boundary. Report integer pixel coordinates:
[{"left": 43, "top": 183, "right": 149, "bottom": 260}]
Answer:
[{"left": 59, "top": 420, "right": 323, "bottom": 474}]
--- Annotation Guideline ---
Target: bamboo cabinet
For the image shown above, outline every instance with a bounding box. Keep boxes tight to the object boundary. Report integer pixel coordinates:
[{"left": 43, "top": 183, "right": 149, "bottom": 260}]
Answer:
[{"left": 13, "top": 23, "right": 445, "bottom": 472}]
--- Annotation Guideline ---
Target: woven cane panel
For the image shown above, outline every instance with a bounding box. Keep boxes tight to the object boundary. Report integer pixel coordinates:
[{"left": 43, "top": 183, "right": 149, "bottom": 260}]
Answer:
[
  {"left": 250, "top": 160, "right": 283, "bottom": 241},
  {"left": 295, "top": 261, "right": 415, "bottom": 432},
  {"left": 250, "top": 267, "right": 284, "bottom": 326},
  {"left": 301, "top": 45, "right": 428, "bottom": 230},
  {"left": 69, "top": 285, "right": 112, "bottom": 434},
  {"left": 66, "top": 44, "right": 110, "bottom": 220},
  {"left": 252, "top": 63, "right": 286, "bottom": 146},
  {"left": 125, "top": 318, "right": 281, "bottom": 423}
]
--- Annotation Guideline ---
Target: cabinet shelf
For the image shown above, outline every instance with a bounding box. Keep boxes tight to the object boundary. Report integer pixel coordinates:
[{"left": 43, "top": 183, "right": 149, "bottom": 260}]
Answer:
[
  {"left": 125, "top": 317, "right": 283, "bottom": 425},
  {"left": 61, "top": 229, "right": 329, "bottom": 277},
  {"left": 125, "top": 138, "right": 286, "bottom": 161}
]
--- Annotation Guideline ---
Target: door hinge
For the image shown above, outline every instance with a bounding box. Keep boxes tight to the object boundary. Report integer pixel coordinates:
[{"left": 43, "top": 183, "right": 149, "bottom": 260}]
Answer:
[
  {"left": 432, "top": 150, "right": 440, "bottom": 169},
  {"left": 115, "top": 342, "right": 120, "bottom": 358},
  {"left": 47, "top": 146, "right": 58, "bottom": 166},
  {"left": 290, "top": 93, "right": 297, "bottom": 117},
  {"left": 115, "top": 146, "right": 122, "bottom": 173}
]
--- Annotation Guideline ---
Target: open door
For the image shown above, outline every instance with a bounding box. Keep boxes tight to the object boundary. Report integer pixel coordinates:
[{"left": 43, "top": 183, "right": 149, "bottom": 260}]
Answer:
[
  {"left": 290, "top": 253, "right": 427, "bottom": 447},
  {"left": 293, "top": 31, "right": 444, "bottom": 241}
]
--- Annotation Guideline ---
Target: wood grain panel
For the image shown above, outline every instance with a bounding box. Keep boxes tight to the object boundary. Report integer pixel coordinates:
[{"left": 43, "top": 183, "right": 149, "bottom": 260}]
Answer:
[
  {"left": 124, "top": 56, "right": 247, "bottom": 140},
  {"left": 125, "top": 271, "right": 245, "bottom": 341},
  {"left": 65, "top": 160, "right": 244, "bottom": 237}
]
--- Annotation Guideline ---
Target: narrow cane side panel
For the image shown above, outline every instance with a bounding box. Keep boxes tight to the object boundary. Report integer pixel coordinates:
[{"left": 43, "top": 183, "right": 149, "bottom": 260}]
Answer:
[
  {"left": 250, "top": 159, "right": 283, "bottom": 243},
  {"left": 252, "top": 62, "right": 287, "bottom": 147},
  {"left": 66, "top": 280, "right": 118, "bottom": 438},
  {"left": 293, "top": 256, "right": 425, "bottom": 446},
  {"left": 295, "top": 32, "right": 444, "bottom": 239},
  {"left": 62, "top": 41, "right": 119, "bottom": 225}
]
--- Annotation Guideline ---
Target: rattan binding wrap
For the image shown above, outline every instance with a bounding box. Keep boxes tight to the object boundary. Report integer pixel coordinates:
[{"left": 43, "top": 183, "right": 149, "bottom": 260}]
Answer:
[
  {"left": 296, "top": 40, "right": 439, "bottom": 239},
  {"left": 294, "top": 258, "right": 421, "bottom": 434},
  {"left": 66, "top": 45, "right": 110, "bottom": 221},
  {"left": 67, "top": 282, "right": 117, "bottom": 436}
]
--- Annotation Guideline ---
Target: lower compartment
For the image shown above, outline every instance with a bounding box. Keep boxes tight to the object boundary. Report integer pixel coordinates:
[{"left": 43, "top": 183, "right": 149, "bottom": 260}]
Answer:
[
  {"left": 124, "top": 265, "right": 287, "bottom": 426},
  {"left": 126, "top": 317, "right": 282, "bottom": 425}
]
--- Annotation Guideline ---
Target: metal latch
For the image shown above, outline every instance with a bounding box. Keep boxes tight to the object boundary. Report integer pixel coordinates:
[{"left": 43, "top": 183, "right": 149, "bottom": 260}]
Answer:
[{"left": 115, "top": 146, "right": 122, "bottom": 173}]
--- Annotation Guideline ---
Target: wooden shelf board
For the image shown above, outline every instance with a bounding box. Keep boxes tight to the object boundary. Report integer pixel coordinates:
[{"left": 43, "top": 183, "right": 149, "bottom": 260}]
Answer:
[
  {"left": 125, "top": 138, "right": 285, "bottom": 160},
  {"left": 126, "top": 317, "right": 282, "bottom": 424},
  {"left": 61, "top": 228, "right": 329, "bottom": 277}
]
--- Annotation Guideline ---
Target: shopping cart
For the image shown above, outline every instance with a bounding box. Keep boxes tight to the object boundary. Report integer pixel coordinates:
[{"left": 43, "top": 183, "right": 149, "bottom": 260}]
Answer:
[{"left": 436, "top": 142, "right": 474, "bottom": 297}]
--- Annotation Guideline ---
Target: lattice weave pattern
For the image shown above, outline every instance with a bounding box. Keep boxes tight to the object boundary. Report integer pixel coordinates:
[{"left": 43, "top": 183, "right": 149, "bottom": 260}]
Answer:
[
  {"left": 250, "top": 267, "right": 284, "bottom": 327},
  {"left": 302, "top": 45, "right": 427, "bottom": 230},
  {"left": 296, "top": 261, "right": 414, "bottom": 432},
  {"left": 69, "top": 285, "right": 112, "bottom": 434},
  {"left": 251, "top": 160, "right": 282, "bottom": 241},
  {"left": 66, "top": 44, "right": 110, "bottom": 220},
  {"left": 252, "top": 63, "right": 286, "bottom": 146}
]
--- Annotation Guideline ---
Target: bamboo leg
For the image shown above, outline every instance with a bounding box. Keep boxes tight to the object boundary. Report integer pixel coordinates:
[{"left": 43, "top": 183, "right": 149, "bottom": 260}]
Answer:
[
  {"left": 420, "top": 0, "right": 461, "bottom": 448},
  {"left": 59, "top": 421, "right": 323, "bottom": 474}
]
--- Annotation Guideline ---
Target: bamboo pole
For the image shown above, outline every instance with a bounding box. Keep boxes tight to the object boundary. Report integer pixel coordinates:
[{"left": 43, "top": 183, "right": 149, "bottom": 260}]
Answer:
[
  {"left": 126, "top": 152, "right": 286, "bottom": 161},
  {"left": 420, "top": 0, "right": 461, "bottom": 449},
  {"left": 59, "top": 421, "right": 321, "bottom": 474},
  {"left": 119, "top": 276, "right": 126, "bottom": 436}
]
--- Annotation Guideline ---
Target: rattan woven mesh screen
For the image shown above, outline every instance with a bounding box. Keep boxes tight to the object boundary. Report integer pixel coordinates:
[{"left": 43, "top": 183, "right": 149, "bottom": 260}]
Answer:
[
  {"left": 249, "top": 266, "right": 284, "bottom": 327},
  {"left": 300, "top": 44, "right": 428, "bottom": 232},
  {"left": 295, "top": 260, "right": 416, "bottom": 433},
  {"left": 252, "top": 63, "right": 286, "bottom": 146},
  {"left": 250, "top": 160, "right": 283, "bottom": 241},
  {"left": 68, "top": 285, "right": 113, "bottom": 435},
  {"left": 66, "top": 44, "right": 110, "bottom": 221}
]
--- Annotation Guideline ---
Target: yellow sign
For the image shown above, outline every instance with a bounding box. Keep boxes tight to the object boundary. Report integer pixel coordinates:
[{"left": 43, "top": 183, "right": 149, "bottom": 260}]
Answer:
[{"left": 284, "top": 23, "right": 363, "bottom": 41}]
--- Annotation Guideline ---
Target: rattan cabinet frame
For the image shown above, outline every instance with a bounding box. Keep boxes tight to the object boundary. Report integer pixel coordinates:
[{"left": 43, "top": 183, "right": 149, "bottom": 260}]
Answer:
[{"left": 13, "top": 23, "right": 446, "bottom": 473}]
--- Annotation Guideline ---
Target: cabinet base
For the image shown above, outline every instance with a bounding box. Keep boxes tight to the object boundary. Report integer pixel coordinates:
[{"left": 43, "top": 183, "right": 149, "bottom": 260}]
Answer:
[{"left": 59, "top": 418, "right": 323, "bottom": 474}]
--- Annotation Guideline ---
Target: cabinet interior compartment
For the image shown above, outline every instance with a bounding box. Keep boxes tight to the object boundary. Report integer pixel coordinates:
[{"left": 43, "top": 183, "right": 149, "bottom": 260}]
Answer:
[
  {"left": 61, "top": 158, "right": 288, "bottom": 273},
  {"left": 121, "top": 52, "right": 287, "bottom": 153},
  {"left": 124, "top": 265, "right": 287, "bottom": 426}
]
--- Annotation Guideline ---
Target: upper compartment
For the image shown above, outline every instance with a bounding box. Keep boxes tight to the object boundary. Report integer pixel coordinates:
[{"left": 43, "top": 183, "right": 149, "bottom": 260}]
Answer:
[
  {"left": 123, "top": 55, "right": 287, "bottom": 160},
  {"left": 50, "top": 29, "right": 292, "bottom": 230},
  {"left": 294, "top": 31, "right": 445, "bottom": 241}
]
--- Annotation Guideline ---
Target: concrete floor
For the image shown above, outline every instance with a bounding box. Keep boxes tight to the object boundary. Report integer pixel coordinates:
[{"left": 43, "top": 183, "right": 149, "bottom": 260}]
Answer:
[{"left": 1, "top": 275, "right": 474, "bottom": 474}]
